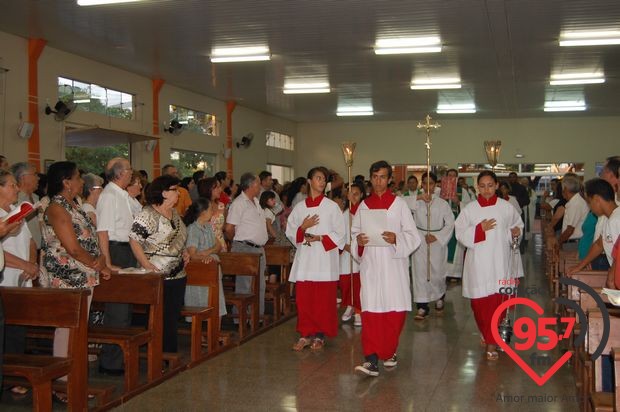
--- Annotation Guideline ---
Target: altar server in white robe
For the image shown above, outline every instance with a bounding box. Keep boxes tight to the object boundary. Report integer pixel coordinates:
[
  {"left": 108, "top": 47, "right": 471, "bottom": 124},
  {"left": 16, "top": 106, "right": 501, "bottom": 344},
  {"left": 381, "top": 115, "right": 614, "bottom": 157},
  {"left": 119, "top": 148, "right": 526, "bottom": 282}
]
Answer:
[
  {"left": 455, "top": 170, "right": 523, "bottom": 361},
  {"left": 352, "top": 160, "right": 421, "bottom": 377},
  {"left": 412, "top": 172, "right": 455, "bottom": 320},
  {"left": 287, "top": 166, "right": 345, "bottom": 352},
  {"left": 339, "top": 182, "right": 365, "bottom": 326}
]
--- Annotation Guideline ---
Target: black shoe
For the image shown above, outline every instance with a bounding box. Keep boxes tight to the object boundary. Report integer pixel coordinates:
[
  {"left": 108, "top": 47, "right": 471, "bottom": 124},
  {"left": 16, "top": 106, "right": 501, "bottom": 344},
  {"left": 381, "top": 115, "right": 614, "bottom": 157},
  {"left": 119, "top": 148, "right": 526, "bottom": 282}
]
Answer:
[
  {"left": 98, "top": 366, "right": 125, "bottom": 376},
  {"left": 355, "top": 361, "right": 379, "bottom": 377}
]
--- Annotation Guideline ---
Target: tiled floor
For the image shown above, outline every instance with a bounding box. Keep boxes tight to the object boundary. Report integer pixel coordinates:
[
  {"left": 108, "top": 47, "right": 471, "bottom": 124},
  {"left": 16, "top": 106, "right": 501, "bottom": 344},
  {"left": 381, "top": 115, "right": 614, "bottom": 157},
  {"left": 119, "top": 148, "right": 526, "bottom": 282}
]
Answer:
[{"left": 115, "top": 236, "right": 581, "bottom": 412}]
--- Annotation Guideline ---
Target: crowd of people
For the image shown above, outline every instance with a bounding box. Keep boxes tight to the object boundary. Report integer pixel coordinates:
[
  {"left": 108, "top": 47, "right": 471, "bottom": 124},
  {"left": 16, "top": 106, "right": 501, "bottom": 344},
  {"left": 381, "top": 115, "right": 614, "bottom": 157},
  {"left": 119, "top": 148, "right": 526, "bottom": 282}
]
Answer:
[{"left": 0, "top": 153, "right": 619, "bottom": 395}]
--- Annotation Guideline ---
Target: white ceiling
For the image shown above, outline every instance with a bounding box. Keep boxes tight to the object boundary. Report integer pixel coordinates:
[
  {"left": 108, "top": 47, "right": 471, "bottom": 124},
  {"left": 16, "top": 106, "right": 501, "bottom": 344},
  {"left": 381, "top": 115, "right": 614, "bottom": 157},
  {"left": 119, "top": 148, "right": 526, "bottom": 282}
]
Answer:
[{"left": 1, "top": 0, "right": 619, "bottom": 122}]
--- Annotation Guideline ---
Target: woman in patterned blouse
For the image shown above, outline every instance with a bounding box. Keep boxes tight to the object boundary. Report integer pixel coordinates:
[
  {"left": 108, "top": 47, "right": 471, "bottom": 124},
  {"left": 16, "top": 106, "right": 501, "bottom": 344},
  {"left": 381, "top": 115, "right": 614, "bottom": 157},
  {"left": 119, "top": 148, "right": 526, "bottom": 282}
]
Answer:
[
  {"left": 41, "top": 161, "right": 110, "bottom": 396},
  {"left": 129, "top": 175, "right": 188, "bottom": 353}
]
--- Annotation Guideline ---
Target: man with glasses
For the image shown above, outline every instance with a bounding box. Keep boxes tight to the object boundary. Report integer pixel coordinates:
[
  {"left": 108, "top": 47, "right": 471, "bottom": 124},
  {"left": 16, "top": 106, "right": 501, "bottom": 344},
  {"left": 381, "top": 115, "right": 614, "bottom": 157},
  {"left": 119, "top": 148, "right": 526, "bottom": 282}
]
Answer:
[{"left": 96, "top": 157, "right": 136, "bottom": 376}]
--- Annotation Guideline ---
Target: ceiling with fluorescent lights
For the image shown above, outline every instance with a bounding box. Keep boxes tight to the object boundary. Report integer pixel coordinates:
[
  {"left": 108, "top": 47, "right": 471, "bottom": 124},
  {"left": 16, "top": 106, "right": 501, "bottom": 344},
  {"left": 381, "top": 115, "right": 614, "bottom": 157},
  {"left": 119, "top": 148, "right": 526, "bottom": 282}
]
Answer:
[{"left": 0, "top": 0, "right": 619, "bottom": 122}]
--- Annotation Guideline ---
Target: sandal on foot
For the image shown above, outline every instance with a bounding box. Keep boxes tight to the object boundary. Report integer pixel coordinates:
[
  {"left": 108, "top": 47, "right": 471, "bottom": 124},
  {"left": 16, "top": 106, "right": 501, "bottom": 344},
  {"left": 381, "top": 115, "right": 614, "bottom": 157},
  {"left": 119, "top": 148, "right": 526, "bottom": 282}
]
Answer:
[
  {"left": 10, "top": 385, "right": 29, "bottom": 396},
  {"left": 292, "top": 337, "right": 311, "bottom": 351},
  {"left": 486, "top": 351, "right": 499, "bottom": 361},
  {"left": 310, "top": 338, "right": 325, "bottom": 351}
]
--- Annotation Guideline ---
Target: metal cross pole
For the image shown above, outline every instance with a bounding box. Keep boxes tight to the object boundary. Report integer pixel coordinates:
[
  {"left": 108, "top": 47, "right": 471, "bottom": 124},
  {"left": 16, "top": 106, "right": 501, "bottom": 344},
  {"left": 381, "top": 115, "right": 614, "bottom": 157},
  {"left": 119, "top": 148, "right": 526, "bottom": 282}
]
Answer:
[
  {"left": 341, "top": 142, "right": 357, "bottom": 308},
  {"left": 417, "top": 115, "right": 441, "bottom": 282}
]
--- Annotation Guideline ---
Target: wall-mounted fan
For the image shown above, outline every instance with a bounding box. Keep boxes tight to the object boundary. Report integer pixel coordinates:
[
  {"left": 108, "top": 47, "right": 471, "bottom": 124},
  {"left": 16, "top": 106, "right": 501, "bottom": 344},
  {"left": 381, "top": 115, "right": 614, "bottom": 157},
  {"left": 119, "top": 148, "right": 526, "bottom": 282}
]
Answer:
[
  {"left": 164, "top": 119, "right": 184, "bottom": 135},
  {"left": 236, "top": 132, "right": 254, "bottom": 148},
  {"left": 45, "top": 100, "right": 77, "bottom": 121}
]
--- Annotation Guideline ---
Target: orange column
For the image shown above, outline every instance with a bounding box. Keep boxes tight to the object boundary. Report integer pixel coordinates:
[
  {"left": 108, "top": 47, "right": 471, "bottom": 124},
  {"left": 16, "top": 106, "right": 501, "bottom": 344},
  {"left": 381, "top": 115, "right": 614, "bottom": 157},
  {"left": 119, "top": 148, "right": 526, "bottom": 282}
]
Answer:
[
  {"left": 27, "top": 38, "right": 46, "bottom": 172},
  {"left": 226, "top": 100, "right": 236, "bottom": 178},
  {"left": 152, "top": 78, "right": 165, "bottom": 178}
]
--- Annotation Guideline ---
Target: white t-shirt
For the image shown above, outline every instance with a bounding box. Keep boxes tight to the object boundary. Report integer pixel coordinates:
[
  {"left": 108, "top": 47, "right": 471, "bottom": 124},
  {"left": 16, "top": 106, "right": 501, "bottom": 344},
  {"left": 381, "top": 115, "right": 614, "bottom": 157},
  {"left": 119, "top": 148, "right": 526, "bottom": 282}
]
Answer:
[
  {"left": 562, "top": 194, "right": 590, "bottom": 240},
  {"left": 0, "top": 206, "right": 33, "bottom": 287},
  {"left": 602, "top": 207, "right": 620, "bottom": 264},
  {"left": 226, "top": 191, "right": 268, "bottom": 246}
]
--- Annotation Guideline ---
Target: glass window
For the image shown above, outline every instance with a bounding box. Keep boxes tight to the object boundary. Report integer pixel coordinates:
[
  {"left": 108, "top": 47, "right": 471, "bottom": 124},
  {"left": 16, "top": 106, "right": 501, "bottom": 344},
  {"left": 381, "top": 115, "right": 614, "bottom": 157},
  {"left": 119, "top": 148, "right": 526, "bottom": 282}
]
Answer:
[
  {"left": 266, "top": 131, "right": 294, "bottom": 151},
  {"left": 169, "top": 149, "right": 217, "bottom": 178},
  {"left": 267, "top": 164, "right": 294, "bottom": 183},
  {"left": 65, "top": 144, "right": 130, "bottom": 175},
  {"left": 169, "top": 105, "right": 218, "bottom": 136},
  {"left": 57, "top": 77, "right": 134, "bottom": 120}
]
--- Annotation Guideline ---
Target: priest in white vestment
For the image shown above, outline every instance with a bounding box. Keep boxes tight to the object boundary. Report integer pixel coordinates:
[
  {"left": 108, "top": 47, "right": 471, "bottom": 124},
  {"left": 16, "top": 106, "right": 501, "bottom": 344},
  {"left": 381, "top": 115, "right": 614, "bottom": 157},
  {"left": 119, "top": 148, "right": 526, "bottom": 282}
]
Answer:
[
  {"left": 351, "top": 161, "right": 421, "bottom": 377},
  {"left": 412, "top": 172, "right": 454, "bottom": 320},
  {"left": 287, "top": 167, "right": 345, "bottom": 351},
  {"left": 455, "top": 171, "right": 523, "bottom": 361}
]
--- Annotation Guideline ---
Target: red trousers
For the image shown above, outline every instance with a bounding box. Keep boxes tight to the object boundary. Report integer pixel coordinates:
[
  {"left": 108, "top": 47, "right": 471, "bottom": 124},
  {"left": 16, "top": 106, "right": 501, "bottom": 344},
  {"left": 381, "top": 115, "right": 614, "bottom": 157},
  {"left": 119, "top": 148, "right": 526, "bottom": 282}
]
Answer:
[
  {"left": 339, "top": 272, "right": 361, "bottom": 310},
  {"left": 361, "top": 311, "right": 407, "bottom": 359},
  {"left": 296, "top": 281, "right": 338, "bottom": 338},
  {"left": 470, "top": 293, "right": 509, "bottom": 346}
]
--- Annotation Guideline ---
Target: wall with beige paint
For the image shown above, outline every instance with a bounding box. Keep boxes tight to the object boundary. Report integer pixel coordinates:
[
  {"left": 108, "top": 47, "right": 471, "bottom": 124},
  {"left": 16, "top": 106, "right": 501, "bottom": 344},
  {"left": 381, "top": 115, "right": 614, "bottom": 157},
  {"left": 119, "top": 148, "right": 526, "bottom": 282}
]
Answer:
[{"left": 296, "top": 117, "right": 620, "bottom": 180}]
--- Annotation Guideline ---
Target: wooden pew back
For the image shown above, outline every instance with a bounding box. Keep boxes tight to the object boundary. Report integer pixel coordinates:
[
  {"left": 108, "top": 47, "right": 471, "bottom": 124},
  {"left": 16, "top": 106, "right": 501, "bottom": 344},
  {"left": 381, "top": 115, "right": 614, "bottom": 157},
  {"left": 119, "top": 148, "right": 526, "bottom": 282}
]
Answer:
[
  {"left": 587, "top": 310, "right": 620, "bottom": 392},
  {"left": 220, "top": 252, "right": 262, "bottom": 277},
  {"left": 185, "top": 260, "right": 220, "bottom": 309}
]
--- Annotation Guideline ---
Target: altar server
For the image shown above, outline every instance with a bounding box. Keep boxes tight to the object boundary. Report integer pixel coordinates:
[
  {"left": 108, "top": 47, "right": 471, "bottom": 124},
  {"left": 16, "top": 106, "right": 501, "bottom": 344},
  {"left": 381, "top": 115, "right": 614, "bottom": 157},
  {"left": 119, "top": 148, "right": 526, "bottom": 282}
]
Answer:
[
  {"left": 412, "top": 172, "right": 454, "bottom": 320},
  {"left": 455, "top": 170, "right": 523, "bottom": 361},
  {"left": 340, "top": 182, "right": 365, "bottom": 326},
  {"left": 287, "top": 166, "right": 345, "bottom": 351},
  {"left": 352, "top": 160, "right": 421, "bottom": 376}
]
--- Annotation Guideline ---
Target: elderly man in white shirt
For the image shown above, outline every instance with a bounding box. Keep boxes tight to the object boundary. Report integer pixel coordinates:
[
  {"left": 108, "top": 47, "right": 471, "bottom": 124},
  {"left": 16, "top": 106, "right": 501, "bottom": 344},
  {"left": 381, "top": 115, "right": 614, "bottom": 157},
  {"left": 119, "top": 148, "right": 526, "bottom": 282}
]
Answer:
[
  {"left": 559, "top": 175, "right": 589, "bottom": 250},
  {"left": 96, "top": 157, "right": 136, "bottom": 375},
  {"left": 225, "top": 173, "right": 269, "bottom": 316}
]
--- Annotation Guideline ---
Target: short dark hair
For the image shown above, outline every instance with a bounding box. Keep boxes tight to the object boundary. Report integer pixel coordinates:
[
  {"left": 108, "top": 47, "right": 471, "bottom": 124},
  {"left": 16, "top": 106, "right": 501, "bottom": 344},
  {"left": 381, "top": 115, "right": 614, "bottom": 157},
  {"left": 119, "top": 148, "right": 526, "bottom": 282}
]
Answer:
[
  {"left": 192, "top": 170, "right": 205, "bottom": 184},
  {"left": 139, "top": 169, "right": 149, "bottom": 180},
  {"left": 214, "top": 171, "right": 227, "bottom": 182},
  {"left": 421, "top": 171, "right": 438, "bottom": 183},
  {"left": 197, "top": 177, "right": 218, "bottom": 200},
  {"left": 499, "top": 181, "right": 511, "bottom": 191},
  {"left": 447, "top": 168, "right": 458, "bottom": 176},
  {"left": 604, "top": 156, "right": 620, "bottom": 179},
  {"left": 407, "top": 175, "right": 418, "bottom": 182},
  {"left": 259, "top": 171, "right": 272, "bottom": 182},
  {"left": 369, "top": 160, "right": 392, "bottom": 178},
  {"left": 47, "top": 161, "right": 78, "bottom": 197},
  {"left": 306, "top": 166, "right": 329, "bottom": 180},
  {"left": 508, "top": 172, "right": 518, "bottom": 178},
  {"left": 477, "top": 170, "right": 498, "bottom": 184},
  {"left": 145, "top": 175, "right": 180, "bottom": 205},
  {"left": 259, "top": 190, "right": 276, "bottom": 209},
  {"left": 354, "top": 174, "right": 365, "bottom": 183},
  {"left": 183, "top": 197, "right": 210, "bottom": 226},
  {"left": 161, "top": 164, "right": 176, "bottom": 175},
  {"left": 585, "top": 178, "right": 615, "bottom": 202}
]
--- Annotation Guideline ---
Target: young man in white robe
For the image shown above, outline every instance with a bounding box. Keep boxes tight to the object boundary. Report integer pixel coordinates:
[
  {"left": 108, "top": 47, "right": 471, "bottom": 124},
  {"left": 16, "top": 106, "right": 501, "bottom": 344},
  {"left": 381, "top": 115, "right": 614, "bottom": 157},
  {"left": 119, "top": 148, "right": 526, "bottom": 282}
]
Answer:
[
  {"left": 455, "top": 171, "right": 523, "bottom": 361},
  {"left": 351, "top": 160, "right": 421, "bottom": 376},
  {"left": 340, "top": 182, "right": 365, "bottom": 326},
  {"left": 412, "top": 172, "right": 455, "bottom": 320},
  {"left": 287, "top": 167, "right": 346, "bottom": 351}
]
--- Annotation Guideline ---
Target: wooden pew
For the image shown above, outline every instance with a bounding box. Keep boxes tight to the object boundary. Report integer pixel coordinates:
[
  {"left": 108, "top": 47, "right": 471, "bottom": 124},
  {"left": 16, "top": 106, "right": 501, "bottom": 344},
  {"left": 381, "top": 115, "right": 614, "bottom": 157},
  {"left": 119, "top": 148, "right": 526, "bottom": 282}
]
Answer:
[
  {"left": 1, "top": 287, "right": 89, "bottom": 412},
  {"left": 180, "top": 259, "right": 219, "bottom": 366},
  {"left": 220, "top": 252, "right": 261, "bottom": 340},
  {"left": 610, "top": 347, "right": 620, "bottom": 411},
  {"left": 587, "top": 309, "right": 620, "bottom": 411},
  {"left": 264, "top": 244, "right": 293, "bottom": 321},
  {"left": 568, "top": 270, "right": 608, "bottom": 306},
  {"left": 90, "top": 273, "right": 163, "bottom": 393}
]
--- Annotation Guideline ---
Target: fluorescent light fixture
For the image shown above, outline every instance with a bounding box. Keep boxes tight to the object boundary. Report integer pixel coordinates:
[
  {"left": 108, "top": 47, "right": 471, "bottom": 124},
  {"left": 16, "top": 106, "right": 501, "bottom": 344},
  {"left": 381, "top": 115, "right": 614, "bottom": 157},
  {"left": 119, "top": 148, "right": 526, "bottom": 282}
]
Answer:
[
  {"left": 559, "top": 30, "right": 620, "bottom": 46},
  {"left": 549, "top": 72, "right": 605, "bottom": 85},
  {"left": 411, "top": 77, "right": 462, "bottom": 90},
  {"left": 544, "top": 100, "right": 586, "bottom": 112},
  {"left": 436, "top": 103, "right": 476, "bottom": 114},
  {"left": 337, "top": 106, "right": 374, "bottom": 116},
  {"left": 210, "top": 46, "right": 271, "bottom": 63},
  {"left": 375, "top": 36, "right": 442, "bottom": 55},
  {"left": 77, "top": 0, "right": 141, "bottom": 5},
  {"left": 283, "top": 82, "right": 330, "bottom": 94}
]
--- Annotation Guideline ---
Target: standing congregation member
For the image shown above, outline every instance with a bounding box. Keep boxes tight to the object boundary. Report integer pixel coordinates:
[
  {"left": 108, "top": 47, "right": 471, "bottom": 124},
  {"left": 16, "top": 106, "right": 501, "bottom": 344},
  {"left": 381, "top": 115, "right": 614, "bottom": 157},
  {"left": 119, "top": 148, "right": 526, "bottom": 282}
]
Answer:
[
  {"left": 225, "top": 173, "right": 268, "bottom": 317},
  {"left": 559, "top": 175, "right": 589, "bottom": 250},
  {"left": 162, "top": 164, "right": 192, "bottom": 216},
  {"left": 401, "top": 175, "right": 418, "bottom": 214},
  {"left": 340, "top": 182, "right": 365, "bottom": 326},
  {"left": 11, "top": 162, "right": 41, "bottom": 249},
  {"left": 412, "top": 172, "right": 454, "bottom": 320},
  {"left": 455, "top": 171, "right": 523, "bottom": 361},
  {"left": 81, "top": 173, "right": 104, "bottom": 226},
  {"left": 287, "top": 167, "right": 345, "bottom": 351},
  {"left": 352, "top": 161, "right": 421, "bottom": 376},
  {"left": 41, "top": 161, "right": 110, "bottom": 402},
  {"left": 96, "top": 157, "right": 136, "bottom": 376},
  {"left": 198, "top": 177, "right": 228, "bottom": 252},
  {"left": 129, "top": 175, "right": 188, "bottom": 353}
]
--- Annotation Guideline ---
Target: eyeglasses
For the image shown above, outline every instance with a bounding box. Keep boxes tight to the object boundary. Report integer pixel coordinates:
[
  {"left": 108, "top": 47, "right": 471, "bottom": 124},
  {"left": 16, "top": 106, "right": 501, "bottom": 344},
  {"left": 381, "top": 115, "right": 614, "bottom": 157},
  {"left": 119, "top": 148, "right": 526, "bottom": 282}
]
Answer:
[{"left": 91, "top": 186, "right": 103, "bottom": 190}]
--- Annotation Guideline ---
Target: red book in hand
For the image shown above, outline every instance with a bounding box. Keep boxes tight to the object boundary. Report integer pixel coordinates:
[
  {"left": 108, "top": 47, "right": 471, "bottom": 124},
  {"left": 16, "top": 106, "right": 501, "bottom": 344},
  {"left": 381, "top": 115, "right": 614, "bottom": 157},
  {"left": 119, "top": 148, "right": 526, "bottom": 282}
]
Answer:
[{"left": 4, "top": 201, "right": 37, "bottom": 224}]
